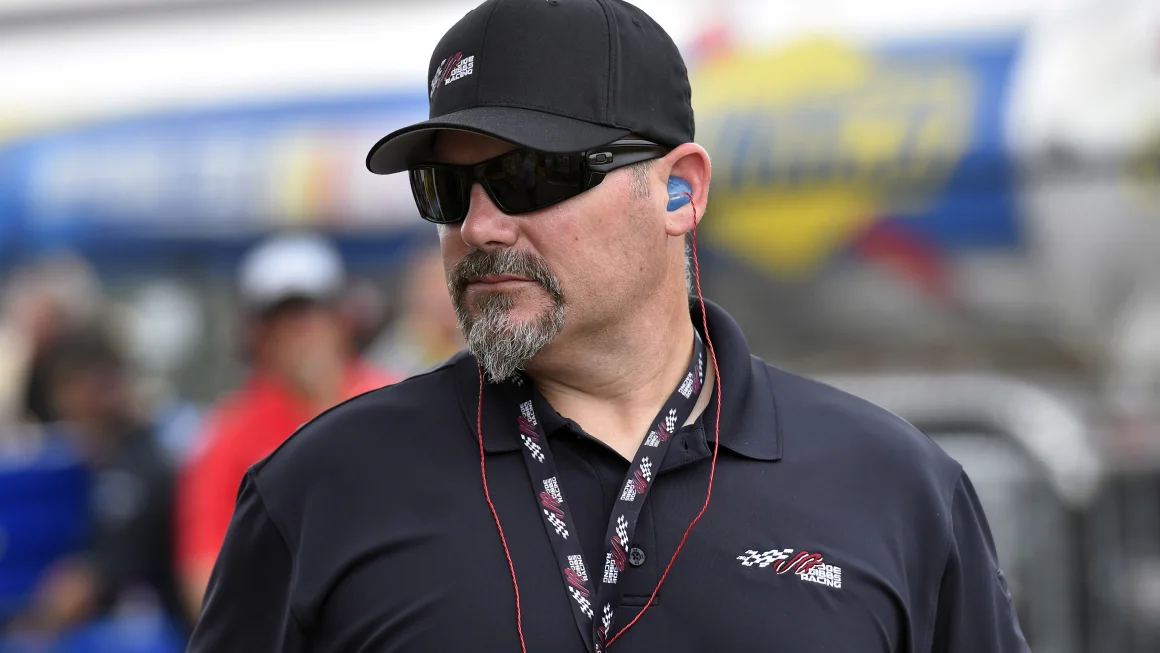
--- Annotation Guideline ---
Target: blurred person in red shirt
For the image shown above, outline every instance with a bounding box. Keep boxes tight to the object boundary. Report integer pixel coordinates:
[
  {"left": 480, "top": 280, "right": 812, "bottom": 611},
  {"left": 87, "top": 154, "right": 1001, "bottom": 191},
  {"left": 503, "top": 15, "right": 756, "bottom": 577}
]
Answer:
[{"left": 176, "top": 233, "right": 395, "bottom": 620}]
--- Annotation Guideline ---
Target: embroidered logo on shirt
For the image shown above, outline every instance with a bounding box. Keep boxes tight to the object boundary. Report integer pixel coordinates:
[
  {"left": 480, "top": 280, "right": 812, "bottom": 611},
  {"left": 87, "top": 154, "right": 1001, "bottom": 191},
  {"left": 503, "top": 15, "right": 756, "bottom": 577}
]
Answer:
[{"left": 737, "top": 547, "right": 842, "bottom": 589}]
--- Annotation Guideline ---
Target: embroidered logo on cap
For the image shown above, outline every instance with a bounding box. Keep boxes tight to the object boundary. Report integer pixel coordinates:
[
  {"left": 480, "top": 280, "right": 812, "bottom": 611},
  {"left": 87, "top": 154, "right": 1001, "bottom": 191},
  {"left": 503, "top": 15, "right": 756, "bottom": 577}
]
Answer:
[{"left": 429, "top": 52, "right": 475, "bottom": 99}]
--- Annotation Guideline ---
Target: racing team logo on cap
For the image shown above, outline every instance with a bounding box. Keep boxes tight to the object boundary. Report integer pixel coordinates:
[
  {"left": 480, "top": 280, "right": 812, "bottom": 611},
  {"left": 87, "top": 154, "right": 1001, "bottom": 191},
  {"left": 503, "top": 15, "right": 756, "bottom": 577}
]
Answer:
[{"left": 429, "top": 52, "right": 475, "bottom": 99}]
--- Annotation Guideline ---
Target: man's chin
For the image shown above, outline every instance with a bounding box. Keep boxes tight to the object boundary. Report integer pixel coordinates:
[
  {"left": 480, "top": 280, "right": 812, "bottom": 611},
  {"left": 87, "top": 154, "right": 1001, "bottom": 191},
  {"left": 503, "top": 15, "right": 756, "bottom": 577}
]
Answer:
[
  {"left": 468, "top": 292, "right": 550, "bottom": 320},
  {"left": 468, "top": 307, "right": 548, "bottom": 333}
]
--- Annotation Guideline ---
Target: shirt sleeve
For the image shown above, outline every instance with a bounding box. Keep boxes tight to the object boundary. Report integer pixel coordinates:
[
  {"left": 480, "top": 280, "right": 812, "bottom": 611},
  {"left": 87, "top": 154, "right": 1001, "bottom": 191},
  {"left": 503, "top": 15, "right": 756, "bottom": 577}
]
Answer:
[
  {"left": 929, "top": 471, "right": 1030, "bottom": 653},
  {"left": 176, "top": 413, "right": 249, "bottom": 572},
  {"left": 187, "top": 472, "right": 308, "bottom": 653}
]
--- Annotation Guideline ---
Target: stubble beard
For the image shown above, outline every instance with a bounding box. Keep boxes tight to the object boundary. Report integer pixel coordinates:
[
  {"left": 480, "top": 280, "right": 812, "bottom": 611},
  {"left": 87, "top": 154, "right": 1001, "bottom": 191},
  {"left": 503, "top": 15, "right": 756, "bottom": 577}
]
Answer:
[{"left": 449, "top": 249, "right": 566, "bottom": 382}]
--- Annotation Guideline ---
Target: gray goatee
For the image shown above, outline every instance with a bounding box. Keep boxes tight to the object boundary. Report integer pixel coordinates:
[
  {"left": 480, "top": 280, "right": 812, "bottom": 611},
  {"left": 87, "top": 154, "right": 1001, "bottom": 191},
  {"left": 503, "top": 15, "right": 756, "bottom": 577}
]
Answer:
[{"left": 449, "top": 248, "right": 565, "bottom": 382}]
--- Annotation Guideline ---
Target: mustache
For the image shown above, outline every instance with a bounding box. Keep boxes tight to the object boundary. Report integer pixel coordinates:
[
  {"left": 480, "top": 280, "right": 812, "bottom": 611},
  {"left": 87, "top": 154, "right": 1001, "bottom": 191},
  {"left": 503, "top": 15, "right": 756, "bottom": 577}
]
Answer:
[{"left": 449, "top": 249, "right": 564, "bottom": 304}]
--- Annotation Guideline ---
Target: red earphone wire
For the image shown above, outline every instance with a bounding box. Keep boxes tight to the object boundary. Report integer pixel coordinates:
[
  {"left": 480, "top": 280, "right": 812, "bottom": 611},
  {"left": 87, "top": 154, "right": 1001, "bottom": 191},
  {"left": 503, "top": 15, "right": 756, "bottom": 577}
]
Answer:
[
  {"left": 477, "top": 196, "right": 718, "bottom": 653},
  {"left": 477, "top": 367, "right": 528, "bottom": 653},
  {"left": 605, "top": 198, "right": 721, "bottom": 647}
]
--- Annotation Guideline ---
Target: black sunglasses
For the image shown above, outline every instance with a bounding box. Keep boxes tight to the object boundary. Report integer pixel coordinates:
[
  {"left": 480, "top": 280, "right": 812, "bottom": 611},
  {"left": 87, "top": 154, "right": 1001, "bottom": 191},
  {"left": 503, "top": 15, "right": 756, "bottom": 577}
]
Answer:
[{"left": 408, "top": 139, "right": 670, "bottom": 224}]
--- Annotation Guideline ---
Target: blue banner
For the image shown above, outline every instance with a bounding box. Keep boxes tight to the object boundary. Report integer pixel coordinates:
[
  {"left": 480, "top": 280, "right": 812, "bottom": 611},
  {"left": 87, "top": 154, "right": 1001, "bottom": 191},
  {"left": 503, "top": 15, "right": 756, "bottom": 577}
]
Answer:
[{"left": 0, "top": 92, "right": 431, "bottom": 268}]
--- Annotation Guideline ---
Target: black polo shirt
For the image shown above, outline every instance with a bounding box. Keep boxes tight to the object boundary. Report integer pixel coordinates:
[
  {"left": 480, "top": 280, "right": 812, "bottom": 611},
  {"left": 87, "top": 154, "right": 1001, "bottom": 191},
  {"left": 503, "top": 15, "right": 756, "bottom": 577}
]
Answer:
[{"left": 189, "top": 300, "right": 1028, "bottom": 653}]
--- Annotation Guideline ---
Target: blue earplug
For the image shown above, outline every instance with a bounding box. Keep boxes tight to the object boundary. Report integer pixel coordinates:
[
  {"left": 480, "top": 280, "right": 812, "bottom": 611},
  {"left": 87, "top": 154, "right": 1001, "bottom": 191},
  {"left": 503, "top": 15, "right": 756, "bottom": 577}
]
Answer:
[{"left": 666, "top": 177, "right": 692, "bottom": 211}]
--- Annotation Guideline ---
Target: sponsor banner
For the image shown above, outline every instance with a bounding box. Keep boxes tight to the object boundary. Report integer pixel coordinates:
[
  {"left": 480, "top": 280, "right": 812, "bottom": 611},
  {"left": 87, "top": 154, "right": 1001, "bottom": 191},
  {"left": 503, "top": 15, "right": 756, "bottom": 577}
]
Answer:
[
  {"left": 693, "top": 36, "right": 1023, "bottom": 276},
  {"left": 0, "top": 92, "right": 428, "bottom": 255}
]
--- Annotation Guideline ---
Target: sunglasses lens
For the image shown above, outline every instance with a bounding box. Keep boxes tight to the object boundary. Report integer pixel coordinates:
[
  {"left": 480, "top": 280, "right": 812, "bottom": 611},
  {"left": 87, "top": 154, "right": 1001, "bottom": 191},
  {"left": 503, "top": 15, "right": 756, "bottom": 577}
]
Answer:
[
  {"left": 483, "top": 149, "right": 585, "bottom": 214},
  {"left": 410, "top": 166, "right": 468, "bottom": 223}
]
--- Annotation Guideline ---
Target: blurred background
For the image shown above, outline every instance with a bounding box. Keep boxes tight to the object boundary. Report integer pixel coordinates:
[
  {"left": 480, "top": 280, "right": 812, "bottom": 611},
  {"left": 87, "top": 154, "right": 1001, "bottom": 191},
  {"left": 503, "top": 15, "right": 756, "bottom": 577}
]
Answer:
[{"left": 0, "top": 0, "right": 1158, "bottom": 650}]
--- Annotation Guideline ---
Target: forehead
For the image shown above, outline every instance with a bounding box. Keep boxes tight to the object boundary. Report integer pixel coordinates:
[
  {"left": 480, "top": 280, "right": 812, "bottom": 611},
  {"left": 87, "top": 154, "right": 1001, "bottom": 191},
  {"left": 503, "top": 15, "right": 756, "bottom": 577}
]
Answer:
[{"left": 432, "top": 131, "right": 518, "bottom": 165}]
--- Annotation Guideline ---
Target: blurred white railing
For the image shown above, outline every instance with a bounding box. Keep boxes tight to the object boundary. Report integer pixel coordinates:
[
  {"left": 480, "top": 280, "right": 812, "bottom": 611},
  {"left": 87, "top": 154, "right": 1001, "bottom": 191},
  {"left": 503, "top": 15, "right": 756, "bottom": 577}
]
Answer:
[{"left": 816, "top": 372, "right": 1104, "bottom": 509}]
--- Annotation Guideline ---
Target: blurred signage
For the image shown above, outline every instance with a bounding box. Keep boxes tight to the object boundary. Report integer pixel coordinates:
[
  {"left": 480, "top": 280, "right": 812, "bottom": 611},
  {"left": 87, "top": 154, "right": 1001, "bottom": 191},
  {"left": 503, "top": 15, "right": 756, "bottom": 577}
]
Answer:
[
  {"left": 0, "top": 92, "right": 427, "bottom": 249},
  {"left": 693, "top": 36, "right": 1023, "bottom": 277}
]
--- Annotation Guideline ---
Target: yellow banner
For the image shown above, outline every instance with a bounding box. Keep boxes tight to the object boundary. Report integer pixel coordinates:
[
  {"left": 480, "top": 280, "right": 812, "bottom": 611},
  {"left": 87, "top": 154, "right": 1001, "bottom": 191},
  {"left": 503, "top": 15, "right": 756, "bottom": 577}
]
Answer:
[{"left": 693, "top": 38, "right": 975, "bottom": 274}]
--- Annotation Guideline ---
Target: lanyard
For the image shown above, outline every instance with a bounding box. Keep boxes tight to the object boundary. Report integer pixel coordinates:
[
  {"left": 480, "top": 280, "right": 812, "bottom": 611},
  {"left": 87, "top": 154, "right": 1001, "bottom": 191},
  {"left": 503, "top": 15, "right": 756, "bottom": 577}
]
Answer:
[{"left": 512, "top": 332, "right": 705, "bottom": 652}]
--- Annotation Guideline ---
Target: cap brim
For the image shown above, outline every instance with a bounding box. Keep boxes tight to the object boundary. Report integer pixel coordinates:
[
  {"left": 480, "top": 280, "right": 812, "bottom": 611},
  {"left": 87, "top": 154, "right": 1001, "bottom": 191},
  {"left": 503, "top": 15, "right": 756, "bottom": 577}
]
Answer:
[{"left": 366, "top": 106, "right": 631, "bottom": 175}]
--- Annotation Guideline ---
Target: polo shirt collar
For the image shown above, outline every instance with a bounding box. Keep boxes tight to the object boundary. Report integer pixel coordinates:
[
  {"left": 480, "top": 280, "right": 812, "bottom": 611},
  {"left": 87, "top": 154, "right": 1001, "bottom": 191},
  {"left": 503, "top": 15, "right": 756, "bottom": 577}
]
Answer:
[{"left": 454, "top": 298, "right": 783, "bottom": 462}]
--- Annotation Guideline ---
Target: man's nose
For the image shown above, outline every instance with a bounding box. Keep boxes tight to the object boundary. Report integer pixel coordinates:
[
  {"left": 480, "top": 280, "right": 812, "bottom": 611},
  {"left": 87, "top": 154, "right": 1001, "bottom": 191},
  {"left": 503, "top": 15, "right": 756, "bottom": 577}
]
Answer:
[{"left": 459, "top": 183, "right": 519, "bottom": 250}]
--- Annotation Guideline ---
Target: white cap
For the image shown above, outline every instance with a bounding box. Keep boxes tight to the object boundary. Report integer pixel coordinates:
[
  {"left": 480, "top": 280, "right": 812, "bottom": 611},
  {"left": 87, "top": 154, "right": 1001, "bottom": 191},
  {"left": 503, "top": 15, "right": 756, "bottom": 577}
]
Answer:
[{"left": 238, "top": 232, "right": 346, "bottom": 311}]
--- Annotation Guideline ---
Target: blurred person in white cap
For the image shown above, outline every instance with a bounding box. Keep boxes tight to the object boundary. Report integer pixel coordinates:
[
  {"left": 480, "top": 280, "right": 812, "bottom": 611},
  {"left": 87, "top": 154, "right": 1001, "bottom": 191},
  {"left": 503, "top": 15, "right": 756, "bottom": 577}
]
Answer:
[{"left": 175, "top": 232, "right": 395, "bottom": 621}]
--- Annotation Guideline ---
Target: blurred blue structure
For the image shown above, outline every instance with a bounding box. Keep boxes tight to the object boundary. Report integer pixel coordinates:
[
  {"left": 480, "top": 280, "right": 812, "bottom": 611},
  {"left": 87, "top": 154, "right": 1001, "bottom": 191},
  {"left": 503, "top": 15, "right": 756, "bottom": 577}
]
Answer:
[
  {"left": 0, "top": 91, "right": 431, "bottom": 274},
  {"left": 0, "top": 435, "right": 88, "bottom": 622},
  {"left": 0, "top": 433, "right": 187, "bottom": 652},
  {"left": 0, "top": 614, "right": 185, "bottom": 653}
]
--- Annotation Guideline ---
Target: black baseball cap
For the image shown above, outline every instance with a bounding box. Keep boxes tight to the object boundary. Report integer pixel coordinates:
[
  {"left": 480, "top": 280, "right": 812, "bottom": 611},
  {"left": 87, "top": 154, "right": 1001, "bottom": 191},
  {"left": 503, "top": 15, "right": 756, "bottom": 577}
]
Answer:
[{"left": 366, "top": 0, "right": 694, "bottom": 175}]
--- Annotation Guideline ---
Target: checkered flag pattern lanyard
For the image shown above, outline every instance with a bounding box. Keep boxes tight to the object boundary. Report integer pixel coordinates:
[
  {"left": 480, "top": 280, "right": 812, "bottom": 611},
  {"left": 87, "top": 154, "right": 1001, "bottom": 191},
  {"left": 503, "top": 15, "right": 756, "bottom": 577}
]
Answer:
[{"left": 512, "top": 331, "right": 706, "bottom": 652}]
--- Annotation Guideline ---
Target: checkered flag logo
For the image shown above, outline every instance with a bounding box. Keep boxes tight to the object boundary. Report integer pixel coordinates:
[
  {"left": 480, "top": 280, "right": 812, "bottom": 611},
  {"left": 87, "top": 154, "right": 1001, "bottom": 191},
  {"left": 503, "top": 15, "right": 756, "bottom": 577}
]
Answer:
[
  {"left": 602, "top": 604, "right": 614, "bottom": 633},
  {"left": 603, "top": 550, "right": 620, "bottom": 585},
  {"left": 697, "top": 353, "right": 704, "bottom": 382},
  {"left": 614, "top": 515, "right": 629, "bottom": 545},
  {"left": 644, "top": 431, "right": 661, "bottom": 448},
  {"left": 639, "top": 457, "right": 653, "bottom": 483},
  {"left": 619, "top": 477, "right": 638, "bottom": 502},
  {"left": 678, "top": 372, "right": 695, "bottom": 398},
  {"left": 519, "top": 400, "right": 537, "bottom": 426},
  {"left": 521, "top": 434, "right": 545, "bottom": 462},
  {"left": 664, "top": 409, "right": 678, "bottom": 433},
  {"left": 737, "top": 548, "right": 794, "bottom": 568},
  {"left": 545, "top": 510, "right": 569, "bottom": 538},
  {"left": 567, "top": 586, "right": 594, "bottom": 618}
]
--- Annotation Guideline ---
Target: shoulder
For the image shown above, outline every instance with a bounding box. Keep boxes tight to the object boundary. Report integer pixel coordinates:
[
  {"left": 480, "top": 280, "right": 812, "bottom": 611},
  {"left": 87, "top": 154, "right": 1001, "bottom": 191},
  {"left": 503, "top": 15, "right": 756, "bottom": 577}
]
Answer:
[{"left": 761, "top": 359, "right": 961, "bottom": 505}]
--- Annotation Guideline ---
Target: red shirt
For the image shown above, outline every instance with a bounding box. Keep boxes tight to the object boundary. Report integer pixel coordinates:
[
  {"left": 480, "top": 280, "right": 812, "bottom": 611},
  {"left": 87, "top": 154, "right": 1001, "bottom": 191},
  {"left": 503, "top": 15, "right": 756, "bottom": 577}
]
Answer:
[{"left": 177, "top": 362, "right": 394, "bottom": 572}]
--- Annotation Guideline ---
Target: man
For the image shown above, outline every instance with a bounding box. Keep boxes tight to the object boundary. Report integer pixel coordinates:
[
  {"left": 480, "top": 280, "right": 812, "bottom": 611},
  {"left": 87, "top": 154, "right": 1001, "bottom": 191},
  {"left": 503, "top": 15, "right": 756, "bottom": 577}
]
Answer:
[
  {"left": 189, "top": 1, "right": 1029, "bottom": 651},
  {"left": 8, "top": 327, "right": 184, "bottom": 636},
  {"left": 176, "top": 232, "right": 394, "bottom": 621}
]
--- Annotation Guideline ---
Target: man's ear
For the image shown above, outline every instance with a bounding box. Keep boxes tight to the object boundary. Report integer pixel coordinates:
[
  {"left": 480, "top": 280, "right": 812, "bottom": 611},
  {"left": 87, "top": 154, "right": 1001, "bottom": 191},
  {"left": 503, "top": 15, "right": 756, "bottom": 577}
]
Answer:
[{"left": 660, "top": 143, "right": 711, "bottom": 238}]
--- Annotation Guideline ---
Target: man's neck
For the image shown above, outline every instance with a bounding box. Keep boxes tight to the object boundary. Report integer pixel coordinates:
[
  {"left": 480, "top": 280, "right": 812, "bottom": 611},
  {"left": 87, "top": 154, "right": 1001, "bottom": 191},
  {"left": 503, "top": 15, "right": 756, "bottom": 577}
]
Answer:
[{"left": 526, "top": 295, "right": 699, "bottom": 460}]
